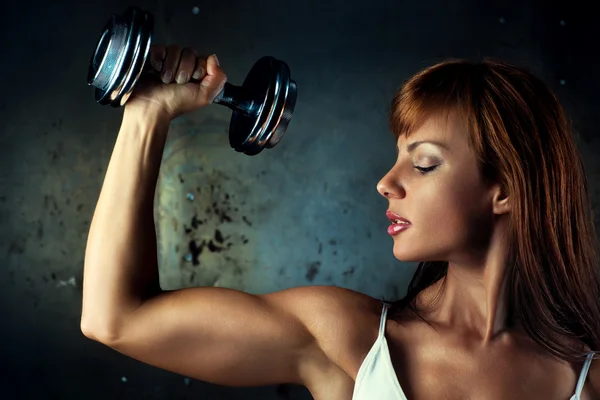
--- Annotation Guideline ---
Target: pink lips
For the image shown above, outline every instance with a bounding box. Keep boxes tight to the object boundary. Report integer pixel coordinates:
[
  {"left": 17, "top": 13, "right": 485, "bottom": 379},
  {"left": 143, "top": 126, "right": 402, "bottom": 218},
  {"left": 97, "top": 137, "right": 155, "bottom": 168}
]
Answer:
[
  {"left": 386, "top": 210, "right": 411, "bottom": 224},
  {"left": 386, "top": 210, "right": 411, "bottom": 236}
]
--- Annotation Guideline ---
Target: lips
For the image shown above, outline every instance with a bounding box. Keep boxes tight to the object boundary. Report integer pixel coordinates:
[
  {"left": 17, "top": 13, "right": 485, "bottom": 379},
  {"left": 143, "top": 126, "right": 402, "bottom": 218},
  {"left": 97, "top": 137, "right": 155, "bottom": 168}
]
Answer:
[{"left": 386, "top": 210, "right": 411, "bottom": 224}]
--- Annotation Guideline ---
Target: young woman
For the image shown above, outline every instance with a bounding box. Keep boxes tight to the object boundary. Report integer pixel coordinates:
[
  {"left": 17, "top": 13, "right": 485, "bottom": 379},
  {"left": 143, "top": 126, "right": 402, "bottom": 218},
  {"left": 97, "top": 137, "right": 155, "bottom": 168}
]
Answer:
[{"left": 81, "top": 45, "right": 600, "bottom": 399}]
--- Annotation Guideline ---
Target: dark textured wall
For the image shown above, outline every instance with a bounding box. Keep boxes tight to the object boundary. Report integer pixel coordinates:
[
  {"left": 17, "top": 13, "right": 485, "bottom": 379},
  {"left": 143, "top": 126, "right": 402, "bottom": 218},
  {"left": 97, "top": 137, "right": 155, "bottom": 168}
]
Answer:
[{"left": 1, "top": 0, "right": 598, "bottom": 398}]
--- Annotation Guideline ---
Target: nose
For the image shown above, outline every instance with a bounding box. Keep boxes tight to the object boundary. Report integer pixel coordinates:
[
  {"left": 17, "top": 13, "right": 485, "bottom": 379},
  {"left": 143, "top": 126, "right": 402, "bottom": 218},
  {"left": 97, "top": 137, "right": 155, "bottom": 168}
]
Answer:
[{"left": 377, "top": 168, "right": 404, "bottom": 199}]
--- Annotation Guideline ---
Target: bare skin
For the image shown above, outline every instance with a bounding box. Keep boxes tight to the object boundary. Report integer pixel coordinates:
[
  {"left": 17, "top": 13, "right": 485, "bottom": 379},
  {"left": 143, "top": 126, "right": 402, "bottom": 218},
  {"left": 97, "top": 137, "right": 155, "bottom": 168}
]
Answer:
[
  {"left": 377, "top": 111, "right": 513, "bottom": 342},
  {"left": 81, "top": 45, "right": 600, "bottom": 399},
  {"left": 372, "top": 113, "right": 600, "bottom": 399}
]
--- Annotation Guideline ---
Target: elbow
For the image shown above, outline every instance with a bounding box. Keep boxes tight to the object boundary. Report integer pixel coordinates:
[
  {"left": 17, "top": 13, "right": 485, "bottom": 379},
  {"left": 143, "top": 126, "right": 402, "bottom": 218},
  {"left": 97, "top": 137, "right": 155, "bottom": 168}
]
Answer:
[
  {"left": 80, "top": 302, "right": 128, "bottom": 344},
  {"left": 80, "top": 319, "right": 101, "bottom": 341},
  {"left": 80, "top": 318, "right": 122, "bottom": 345}
]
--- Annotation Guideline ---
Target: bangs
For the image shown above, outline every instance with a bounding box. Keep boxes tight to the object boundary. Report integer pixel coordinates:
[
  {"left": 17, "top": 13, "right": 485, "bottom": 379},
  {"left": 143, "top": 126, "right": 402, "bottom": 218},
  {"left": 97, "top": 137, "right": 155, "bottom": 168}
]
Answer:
[{"left": 389, "top": 59, "right": 482, "bottom": 140}]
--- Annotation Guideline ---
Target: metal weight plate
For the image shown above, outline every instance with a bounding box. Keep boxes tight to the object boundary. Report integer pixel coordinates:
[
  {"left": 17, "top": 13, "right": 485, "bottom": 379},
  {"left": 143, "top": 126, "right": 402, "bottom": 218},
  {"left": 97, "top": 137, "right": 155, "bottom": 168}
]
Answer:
[
  {"left": 87, "top": 7, "right": 153, "bottom": 107},
  {"left": 229, "top": 57, "right": 297, "bottom": 155},
  {"left": 260, "top": 61, "right": 297, "bottom": 149}
]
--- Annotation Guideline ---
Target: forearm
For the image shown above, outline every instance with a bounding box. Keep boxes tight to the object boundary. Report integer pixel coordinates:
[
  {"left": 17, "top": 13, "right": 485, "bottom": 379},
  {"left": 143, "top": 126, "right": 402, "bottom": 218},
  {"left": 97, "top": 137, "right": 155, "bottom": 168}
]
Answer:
[{"left": 81, "top": 108, "right": 171, "bottom": 336}]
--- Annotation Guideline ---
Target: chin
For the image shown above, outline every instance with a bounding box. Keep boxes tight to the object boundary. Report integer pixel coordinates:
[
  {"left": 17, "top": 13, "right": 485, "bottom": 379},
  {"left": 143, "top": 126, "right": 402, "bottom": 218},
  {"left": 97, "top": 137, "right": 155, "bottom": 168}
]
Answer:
[
  {"left": 392, "top": 247, "right": 423, "bottom": 263},
  {"left": 392, "top": 240, "right": 445, "bottom": 263}
]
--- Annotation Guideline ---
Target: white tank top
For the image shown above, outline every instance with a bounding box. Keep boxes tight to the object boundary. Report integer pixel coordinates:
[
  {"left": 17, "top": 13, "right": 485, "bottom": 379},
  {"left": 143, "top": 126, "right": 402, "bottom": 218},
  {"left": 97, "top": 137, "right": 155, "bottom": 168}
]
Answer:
[{"left": 352, "top": 302, "right": 595, "bottom": 400}]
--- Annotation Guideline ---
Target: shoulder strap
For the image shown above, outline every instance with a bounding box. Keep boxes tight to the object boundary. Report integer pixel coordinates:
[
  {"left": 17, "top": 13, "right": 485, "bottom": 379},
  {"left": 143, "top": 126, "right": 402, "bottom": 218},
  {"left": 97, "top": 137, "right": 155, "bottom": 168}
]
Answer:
[
  {"left": 574, "top": 352, "right": 595, "bottom": 396},
  {"left": 378, "top": 302, "right": 390, "bottom": 339}
]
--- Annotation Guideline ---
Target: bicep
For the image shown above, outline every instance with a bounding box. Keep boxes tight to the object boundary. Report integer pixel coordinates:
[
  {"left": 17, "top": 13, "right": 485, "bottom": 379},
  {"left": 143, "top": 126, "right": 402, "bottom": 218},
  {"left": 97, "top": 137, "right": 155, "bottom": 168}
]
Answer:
[{"left": 98, "top": 286, "right": 318, "bottom": 387}]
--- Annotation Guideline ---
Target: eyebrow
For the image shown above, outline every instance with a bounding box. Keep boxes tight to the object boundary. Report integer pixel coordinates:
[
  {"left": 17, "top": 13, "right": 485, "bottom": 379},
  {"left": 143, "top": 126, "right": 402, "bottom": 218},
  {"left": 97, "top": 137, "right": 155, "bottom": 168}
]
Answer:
[{"left": 396, "top": 140, "right": 450, "bottom": 154}]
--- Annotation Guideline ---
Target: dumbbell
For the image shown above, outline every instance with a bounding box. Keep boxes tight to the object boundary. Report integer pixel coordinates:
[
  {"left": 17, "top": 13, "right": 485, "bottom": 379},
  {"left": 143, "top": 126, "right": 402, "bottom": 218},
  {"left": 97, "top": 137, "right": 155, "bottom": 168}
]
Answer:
[{"left": 87, "top": 6, "right": 297, "bottom": 156}]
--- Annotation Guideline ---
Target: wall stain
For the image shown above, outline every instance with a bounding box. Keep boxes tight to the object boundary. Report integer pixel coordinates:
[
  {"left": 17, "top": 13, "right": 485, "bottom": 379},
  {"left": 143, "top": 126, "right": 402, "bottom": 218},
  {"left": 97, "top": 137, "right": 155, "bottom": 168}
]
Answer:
[{"left": 306, "top": 261, "right": 321, "bottom": 282}]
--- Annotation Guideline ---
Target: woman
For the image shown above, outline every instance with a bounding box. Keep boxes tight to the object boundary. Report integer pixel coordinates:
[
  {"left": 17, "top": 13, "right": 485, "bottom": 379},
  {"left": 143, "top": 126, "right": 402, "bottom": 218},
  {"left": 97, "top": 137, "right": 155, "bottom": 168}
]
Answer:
[{"left": 81, "top": 44, "right": 600, "bottom": 399}]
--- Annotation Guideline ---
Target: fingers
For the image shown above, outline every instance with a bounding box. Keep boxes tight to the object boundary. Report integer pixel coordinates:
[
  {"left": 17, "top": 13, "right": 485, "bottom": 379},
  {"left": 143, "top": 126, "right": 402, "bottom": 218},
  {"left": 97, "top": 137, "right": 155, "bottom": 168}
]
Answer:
[
  {"left": 151, "top": 44, "right": 208, "bottom": 84},
  {"left": 171, "top": 47, "right": 194, "bottom": 84},
  {"left": 147, "top": 44, "right": 227, "bottom": 101},
  {"left": 199, "top": 55, "right": 227, "bottom": 102},
  {"left": 149, "top": 44, "right": 166, "bottom": 72},
  {"left": 161, "top": 44, "right": 182, "bottom": 83},
  {"left": 192, "top": 53, "right": 207, "bottom": 81}
]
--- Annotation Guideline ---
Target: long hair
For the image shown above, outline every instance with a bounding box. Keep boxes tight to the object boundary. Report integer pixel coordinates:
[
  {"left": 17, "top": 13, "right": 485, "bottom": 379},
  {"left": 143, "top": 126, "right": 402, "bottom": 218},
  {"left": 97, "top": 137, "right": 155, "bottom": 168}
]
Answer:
[{"left": 382, "top": 58, "right": 600, "bottom": 364}]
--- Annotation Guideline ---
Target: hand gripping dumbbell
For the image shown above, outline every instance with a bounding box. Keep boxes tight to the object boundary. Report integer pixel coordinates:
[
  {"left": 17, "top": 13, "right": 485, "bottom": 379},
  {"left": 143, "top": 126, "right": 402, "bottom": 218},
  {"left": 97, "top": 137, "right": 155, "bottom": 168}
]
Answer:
[{"left": 86, "top": 6, "right": 297, "bottom": 156}]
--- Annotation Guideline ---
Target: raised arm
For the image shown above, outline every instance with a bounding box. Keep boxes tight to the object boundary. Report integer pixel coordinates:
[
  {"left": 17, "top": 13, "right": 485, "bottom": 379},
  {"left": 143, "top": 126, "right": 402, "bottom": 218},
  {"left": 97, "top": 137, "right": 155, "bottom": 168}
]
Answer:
[{"left": 81, "top": 48, "right": 348, "bottom": 388}]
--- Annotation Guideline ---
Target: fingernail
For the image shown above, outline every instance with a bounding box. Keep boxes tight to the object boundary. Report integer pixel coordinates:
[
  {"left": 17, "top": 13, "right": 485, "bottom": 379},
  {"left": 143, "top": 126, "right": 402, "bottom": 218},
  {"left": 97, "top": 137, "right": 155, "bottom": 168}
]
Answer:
[
  {"left": 177, "top": 71, "right": 187, "bottom": 84},
  {"left": 212, "top": 54, "right": 220, "bottom": 66},
  {"left": 192, "top": 68, "right": 202, "bottom": 80},
  {"left": 163, "top": 70, "right": 172, "bottom": 83}
]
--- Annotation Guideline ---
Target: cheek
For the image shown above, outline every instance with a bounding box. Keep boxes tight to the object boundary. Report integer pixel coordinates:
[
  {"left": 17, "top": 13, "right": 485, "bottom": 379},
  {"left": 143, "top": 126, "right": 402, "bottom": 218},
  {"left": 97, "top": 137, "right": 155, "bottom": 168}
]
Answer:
[
  {"left": 415, "top": 180, "right": 483, "bottom": 243},
  {"left": 392, "top": 182, "right": 480, "bottom": 262}
]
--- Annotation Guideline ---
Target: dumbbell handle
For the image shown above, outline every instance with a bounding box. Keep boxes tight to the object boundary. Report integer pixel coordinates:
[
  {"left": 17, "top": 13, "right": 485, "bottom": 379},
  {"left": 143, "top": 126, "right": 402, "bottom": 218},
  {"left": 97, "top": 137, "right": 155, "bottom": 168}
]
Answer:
[{"left": 212, "top": 83, "right": 256, "bottom": 117}]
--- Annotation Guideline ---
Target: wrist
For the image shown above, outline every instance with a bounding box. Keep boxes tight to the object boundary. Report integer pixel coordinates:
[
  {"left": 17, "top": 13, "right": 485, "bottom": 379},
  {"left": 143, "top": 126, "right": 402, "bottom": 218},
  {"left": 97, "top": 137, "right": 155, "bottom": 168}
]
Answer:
[{"left": 123, "top": 104, "right": 172, "bottom": 132}]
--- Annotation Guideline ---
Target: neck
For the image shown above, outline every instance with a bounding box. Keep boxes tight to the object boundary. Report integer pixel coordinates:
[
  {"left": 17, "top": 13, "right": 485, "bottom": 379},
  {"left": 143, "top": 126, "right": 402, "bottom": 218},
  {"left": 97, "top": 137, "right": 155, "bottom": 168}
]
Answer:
[{"left": 416, "top": 217, "right": 515, "bottom": 343}]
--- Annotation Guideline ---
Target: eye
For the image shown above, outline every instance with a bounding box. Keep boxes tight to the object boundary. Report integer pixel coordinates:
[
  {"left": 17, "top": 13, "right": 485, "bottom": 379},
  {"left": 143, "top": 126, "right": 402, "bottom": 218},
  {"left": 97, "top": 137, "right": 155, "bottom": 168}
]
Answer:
[{"left": 414, "top": 165, "right": 438, "bottom": 174}]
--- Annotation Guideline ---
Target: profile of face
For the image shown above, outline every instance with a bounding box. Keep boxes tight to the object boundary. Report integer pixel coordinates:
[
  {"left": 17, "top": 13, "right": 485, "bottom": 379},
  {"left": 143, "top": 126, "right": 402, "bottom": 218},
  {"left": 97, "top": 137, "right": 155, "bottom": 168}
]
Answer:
[{"left": 376, "top": 110, "right": 507, "bottom": 264}]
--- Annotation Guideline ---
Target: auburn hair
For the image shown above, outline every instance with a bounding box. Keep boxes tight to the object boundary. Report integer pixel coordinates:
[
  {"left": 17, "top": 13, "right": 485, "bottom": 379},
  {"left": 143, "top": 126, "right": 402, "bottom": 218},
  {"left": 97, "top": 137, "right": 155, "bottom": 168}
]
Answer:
[{"left": 381, "top": 58, "right": 600, "bottom": 364}]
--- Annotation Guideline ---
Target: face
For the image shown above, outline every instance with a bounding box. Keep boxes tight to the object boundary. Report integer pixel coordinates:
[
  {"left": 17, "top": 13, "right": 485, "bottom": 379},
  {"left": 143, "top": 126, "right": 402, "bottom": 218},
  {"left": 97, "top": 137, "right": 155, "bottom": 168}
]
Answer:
[{"left": 377, "top": 111, "right": 501, "bottom": 263}]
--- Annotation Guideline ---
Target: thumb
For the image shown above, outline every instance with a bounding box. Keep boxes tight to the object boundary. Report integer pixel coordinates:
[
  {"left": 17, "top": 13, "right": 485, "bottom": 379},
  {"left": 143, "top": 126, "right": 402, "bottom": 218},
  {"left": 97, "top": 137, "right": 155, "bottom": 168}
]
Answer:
[{"left": 199, "top": 54, "right": 227, "bottom": 103}]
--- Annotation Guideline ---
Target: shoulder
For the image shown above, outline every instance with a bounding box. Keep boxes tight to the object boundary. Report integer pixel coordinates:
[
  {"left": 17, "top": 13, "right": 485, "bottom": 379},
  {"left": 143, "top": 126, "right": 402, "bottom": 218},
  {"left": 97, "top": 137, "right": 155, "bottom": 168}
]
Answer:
[
  {"left": 263, "top": 284, "right": 385, "bottom": 326},
  {"left": 303, "top": 284, "right": 385, "bottom": 314},
  {"left": 266, "top": 284, "right": 386, "bottom": 339},
  {"left": 263, "top": 285, "right": 386, "bottom": 373}
]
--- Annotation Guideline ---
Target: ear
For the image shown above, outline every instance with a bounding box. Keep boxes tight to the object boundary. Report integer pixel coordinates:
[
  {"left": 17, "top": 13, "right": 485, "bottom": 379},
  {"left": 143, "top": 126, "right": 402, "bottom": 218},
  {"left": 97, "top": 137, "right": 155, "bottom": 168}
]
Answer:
[{"left": 491, "top": 184, "right": 510, "bottom": 215}]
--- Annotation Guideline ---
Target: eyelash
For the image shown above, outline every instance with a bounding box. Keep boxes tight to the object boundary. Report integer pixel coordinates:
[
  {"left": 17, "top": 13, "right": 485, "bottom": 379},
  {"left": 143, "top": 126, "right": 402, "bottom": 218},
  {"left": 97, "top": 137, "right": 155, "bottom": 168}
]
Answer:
[{"left": 414, "top": 165, "right": 438, "bottom": 174}]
